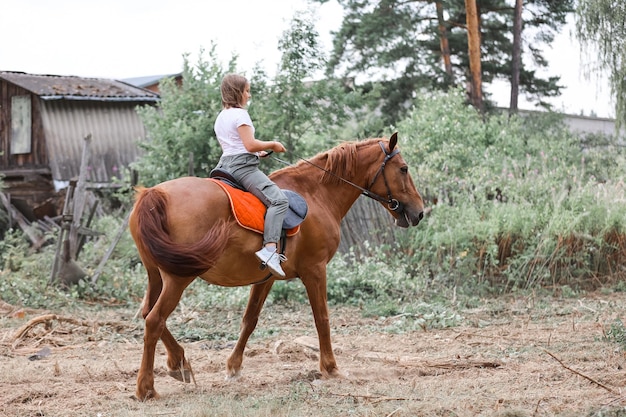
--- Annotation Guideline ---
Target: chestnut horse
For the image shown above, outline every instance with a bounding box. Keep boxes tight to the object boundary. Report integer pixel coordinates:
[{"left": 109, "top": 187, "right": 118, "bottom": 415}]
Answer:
[{"left": 129, "top": 132, "right": 424, "bottom": 400}]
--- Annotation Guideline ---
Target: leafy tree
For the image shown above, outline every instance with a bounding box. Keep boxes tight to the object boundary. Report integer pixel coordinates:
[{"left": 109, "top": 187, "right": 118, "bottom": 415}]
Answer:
[
  {"left": 314, "top": 0, "right": 573, "bottom": 122},
  {"left": 251, "top": 9, "right": 367, "bottom": 164},
  {"left": 132, "top": 44, "right": 235, "bottom": 187},
  {"left": 575, "top": 0, "right": 626, "bottom": 131}
]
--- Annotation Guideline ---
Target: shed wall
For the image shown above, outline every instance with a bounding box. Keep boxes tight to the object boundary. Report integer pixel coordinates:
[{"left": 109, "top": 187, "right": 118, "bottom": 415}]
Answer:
[{"left": 40, "top": 100, "right": 148, "bottom": 183}]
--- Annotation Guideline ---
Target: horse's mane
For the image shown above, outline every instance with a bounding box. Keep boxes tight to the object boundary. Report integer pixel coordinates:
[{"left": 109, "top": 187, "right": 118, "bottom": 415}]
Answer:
[
  {"left": 270, "top": 138, "right": 387, "bottom": 185},
  {"left": 288, "top": 138, "right": 383, "bottom": 185},
  {"left": 320, "top": 141, "right": 358, "bottom": 185}
]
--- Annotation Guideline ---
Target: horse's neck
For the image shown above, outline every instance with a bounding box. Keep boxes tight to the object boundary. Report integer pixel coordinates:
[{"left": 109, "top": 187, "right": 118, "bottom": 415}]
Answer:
[
  {"left": 274, "top": 140, "right": 383, "bottom": 220},
  {"left": 290, "top": 161, "right": 374, "bottom": 220},
  {"left": 319, "top": 179, "right": 364, "bottom": 220}
]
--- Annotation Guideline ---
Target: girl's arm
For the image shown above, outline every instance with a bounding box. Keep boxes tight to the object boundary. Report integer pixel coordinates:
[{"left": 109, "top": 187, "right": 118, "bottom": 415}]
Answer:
[{"left": 238, "top": 125, "right": 286, "bottom": 153}]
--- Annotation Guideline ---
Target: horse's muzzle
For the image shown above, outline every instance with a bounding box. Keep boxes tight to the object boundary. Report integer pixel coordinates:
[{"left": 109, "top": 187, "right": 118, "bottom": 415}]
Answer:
[{"left": 394, "top": 206, "right": 424, "bottom": 228}]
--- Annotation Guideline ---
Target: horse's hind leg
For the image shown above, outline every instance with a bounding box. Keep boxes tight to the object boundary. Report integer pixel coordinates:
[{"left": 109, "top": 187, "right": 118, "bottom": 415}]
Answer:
[
  {"left": 141, "top": 265, "right": 162, "bottom": 318},
  {"left": 136, "top": 275, "right": 194, "bottom": 401},
  {"left": 226, "top": 280, "right": 274, "bottom": 379},
  {"left": 162, "top": 327, "right": 193, "bottom": 383},
  {"left": 138, "top": 265, "right": 193, "bottom": 382}
]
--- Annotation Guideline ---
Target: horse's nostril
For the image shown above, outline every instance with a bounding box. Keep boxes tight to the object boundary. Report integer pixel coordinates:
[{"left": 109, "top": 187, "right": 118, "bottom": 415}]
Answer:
[{"left": 418, "top": 211, "right": 424, "bottom": 221}]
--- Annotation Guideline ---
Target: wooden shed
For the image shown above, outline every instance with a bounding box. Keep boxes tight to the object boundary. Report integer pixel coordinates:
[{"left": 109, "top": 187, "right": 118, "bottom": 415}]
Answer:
[{"left": 0, "top": 71, "right": 159, "bottom": 208}]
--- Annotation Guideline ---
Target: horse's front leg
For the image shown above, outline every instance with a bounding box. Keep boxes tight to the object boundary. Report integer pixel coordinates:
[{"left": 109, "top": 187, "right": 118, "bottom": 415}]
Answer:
[
  {"left": 226, "top": 279, "right": 274, "bottom": 379},
  {"left": 300, "top": 267, "right": 340, "bottom": 377},
  {"left": 136, "top": 275, "right": 193, "bottom": 401}
]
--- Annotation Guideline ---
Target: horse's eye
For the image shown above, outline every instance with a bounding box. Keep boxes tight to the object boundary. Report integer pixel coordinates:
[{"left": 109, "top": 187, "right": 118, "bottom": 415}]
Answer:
[{"left": 400, "top": 166, "right": 409, "bottom": 174}]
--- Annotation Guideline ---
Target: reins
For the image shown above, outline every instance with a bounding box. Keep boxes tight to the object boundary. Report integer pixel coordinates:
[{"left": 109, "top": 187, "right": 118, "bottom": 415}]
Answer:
[{"left": 270, "top": 141, "right": 403, "bottom": 212}]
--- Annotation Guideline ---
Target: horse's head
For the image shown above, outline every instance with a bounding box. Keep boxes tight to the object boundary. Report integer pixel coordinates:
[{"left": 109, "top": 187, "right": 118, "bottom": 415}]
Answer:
[{"left": 366, "top": 132, "right": 425, "bottom": 228}]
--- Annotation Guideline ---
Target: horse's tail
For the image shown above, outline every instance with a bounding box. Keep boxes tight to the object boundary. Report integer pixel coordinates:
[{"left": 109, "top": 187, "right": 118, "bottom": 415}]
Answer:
[{"left": 129, "top": 186, "right": 230, "bottom": 277}]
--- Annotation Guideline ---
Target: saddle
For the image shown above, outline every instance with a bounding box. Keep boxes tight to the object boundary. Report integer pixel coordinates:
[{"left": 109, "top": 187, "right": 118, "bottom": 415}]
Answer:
[{"left": 208, "top": 168, "right": 308, "bottom": 236}]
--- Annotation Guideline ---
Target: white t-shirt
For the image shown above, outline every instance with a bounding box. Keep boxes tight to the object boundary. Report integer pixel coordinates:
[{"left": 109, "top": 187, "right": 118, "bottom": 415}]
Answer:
[{"left": 214, "top": 107, "right": 255, "bottom": 156}]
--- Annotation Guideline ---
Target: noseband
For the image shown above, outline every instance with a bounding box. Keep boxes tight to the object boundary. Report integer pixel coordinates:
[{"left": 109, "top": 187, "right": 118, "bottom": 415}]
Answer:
[{"left": 362, "top": 142, "right": 403, "bottom": 212}]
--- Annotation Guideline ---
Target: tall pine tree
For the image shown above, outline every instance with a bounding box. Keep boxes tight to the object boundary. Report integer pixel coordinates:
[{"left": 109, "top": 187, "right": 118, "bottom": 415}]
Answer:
[{"left": 315, "top": 0, "right": 573, "bottom": 122}]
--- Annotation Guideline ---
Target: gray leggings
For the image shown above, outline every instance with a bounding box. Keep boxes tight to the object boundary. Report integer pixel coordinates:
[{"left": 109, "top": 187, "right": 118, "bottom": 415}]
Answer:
[{"left": 216, "top": 153, "right": 289, "bottom": 245}]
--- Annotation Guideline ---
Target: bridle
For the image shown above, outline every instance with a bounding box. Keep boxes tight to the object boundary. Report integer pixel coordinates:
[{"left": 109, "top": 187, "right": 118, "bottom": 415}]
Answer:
[
  {"left": 272, "top": 141, "right": 405, "bottom": 213},
  {"left": 363, "top": 141, "right": 403, "bottom": 212}
]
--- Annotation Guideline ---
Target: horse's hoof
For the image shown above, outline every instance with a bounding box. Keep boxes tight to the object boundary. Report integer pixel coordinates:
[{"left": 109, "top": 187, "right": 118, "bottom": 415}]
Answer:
[
  {"left": 322, "top": 368, "right": 345, "bottom": 379},
  {"left": 168, "top": 369, "right": 192, "bottom": 383},
  {"left": 225, "top": 369, "right": 241, "bottom": 381},
  {"left": 132, "top": 389, "right": 160, "bottom": 401}
]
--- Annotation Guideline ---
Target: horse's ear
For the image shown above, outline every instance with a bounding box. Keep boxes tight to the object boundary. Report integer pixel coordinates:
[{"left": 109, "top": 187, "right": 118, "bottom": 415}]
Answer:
[{"left": 389, "top": 132, "right": 398, "bottom": 151}]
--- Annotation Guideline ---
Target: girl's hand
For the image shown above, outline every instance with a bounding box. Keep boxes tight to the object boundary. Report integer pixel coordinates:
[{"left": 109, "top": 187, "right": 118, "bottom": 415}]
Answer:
[{"left": 272, "top": 141, "right": 286, "bottom": 153}]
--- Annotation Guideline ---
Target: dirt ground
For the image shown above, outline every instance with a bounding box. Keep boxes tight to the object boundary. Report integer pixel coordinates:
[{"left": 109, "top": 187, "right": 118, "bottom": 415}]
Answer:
[{"left": 1, "top": 291, "right": 626, "bottom": 417}]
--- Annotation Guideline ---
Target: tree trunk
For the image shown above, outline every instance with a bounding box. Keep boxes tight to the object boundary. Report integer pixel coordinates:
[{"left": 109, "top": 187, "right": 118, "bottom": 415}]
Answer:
[
  {"left": 465, "top": 0, "right": 483, "bottom": 112},
  {"left": 509, "top": 0, "right": 523, "bottom": 114},
  {"left": 436, "top": 2, "right": 454, "bottom": 81}
]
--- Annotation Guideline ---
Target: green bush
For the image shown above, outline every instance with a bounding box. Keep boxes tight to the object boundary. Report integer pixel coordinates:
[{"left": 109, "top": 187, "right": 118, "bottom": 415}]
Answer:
[
  {"left": 0, "top": 212, "right": 147, "bottom": 309},
  {"left": 0, "top": 229, "right": 81, "bottom": 309},
  {"left": 604, "top": 319, "right": 626, "bottom": 351},
  {"left": 395, "top": 89, "right": 626, "bottom": 293}
]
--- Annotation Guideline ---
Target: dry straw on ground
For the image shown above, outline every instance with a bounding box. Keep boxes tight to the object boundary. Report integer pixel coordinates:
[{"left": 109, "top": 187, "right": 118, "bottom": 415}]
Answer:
[{"left": 1, "top": 292, "right": 625, "bottom": 416}]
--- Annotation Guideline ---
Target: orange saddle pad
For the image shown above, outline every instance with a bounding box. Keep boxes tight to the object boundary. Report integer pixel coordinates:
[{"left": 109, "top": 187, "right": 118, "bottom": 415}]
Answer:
[{"left": 209, "top": 178, "right": 300, "bottom": 237}]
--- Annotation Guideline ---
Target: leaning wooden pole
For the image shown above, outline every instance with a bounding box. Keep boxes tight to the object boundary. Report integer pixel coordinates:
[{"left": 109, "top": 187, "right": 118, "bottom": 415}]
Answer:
[
  {"left": 49, "top": 182, "right": 75, "bottom": 284},
  {"left": 69, "top": 134, "right": 92, "bottom": 259}
]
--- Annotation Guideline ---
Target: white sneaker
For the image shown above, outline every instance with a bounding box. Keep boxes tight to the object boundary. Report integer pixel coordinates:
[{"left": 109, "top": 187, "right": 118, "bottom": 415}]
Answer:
[{"left": 255, "top": 248, "right": 286, "bottom": 277}]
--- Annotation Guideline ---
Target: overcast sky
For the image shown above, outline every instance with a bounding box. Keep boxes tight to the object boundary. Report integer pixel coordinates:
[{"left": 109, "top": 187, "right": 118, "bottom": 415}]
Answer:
[{"left": 1, "top": 0, "right": 613, "bottom": 118}]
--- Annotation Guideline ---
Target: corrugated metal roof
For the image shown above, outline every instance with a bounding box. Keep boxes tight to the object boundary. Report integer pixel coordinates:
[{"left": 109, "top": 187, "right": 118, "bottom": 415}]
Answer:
[
  {"left": 122, "top": 73, "right": 182, "bottom": 88},
  {"left": 0, "top": 71, "right": 160, "bottom": 102}
]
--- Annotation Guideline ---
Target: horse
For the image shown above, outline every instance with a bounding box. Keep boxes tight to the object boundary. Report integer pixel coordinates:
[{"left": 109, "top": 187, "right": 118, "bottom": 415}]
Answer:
[{"left": 128, "top": 132, "right": 425, "bottom": 400}]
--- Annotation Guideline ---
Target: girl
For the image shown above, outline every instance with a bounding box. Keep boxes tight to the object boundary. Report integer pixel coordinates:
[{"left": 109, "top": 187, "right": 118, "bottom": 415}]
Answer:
[{"left": 213, "top": 73, "right": 288, "bottom": 277}]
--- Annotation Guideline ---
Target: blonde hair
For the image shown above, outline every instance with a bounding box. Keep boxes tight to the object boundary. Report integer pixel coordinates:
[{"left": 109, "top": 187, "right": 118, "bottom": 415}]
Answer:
[{"left": 220, "top": 73, "right": 248, "bottom": 108}]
